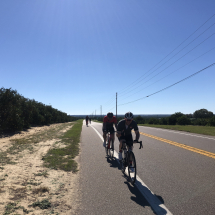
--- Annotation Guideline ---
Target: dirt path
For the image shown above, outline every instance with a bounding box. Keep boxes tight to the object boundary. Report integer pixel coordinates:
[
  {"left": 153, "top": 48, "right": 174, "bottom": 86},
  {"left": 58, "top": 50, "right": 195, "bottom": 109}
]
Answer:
[{"left": 0, "top": 123, "right": 80, "bottom": 215}]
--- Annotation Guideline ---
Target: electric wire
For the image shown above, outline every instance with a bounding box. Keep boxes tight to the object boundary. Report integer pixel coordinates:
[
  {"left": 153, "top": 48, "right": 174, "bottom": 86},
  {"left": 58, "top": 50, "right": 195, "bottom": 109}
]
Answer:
[
  {"left": 119, "top": 23, "right": 215, "bottom": 98},
  {"left": 117, "top": 14, "right": 215, "bottom": 95},
  {"left": 118, "top": 46, "right": 215, "bottom": 102},
  {"left": 93, "top": 14, "right": 215, "bottom": 114},
  {"left": 118, "top": 63, "right": 215, "bottom": 106},
  {"left": 119, "top": 32, "right": 215, "bottom": 100}
]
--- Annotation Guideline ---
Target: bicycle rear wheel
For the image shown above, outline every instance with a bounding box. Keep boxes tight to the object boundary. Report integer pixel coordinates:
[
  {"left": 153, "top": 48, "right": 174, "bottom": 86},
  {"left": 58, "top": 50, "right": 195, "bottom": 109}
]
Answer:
[{"left": 128, "top": 151, "right": 136, "bottom": 185}]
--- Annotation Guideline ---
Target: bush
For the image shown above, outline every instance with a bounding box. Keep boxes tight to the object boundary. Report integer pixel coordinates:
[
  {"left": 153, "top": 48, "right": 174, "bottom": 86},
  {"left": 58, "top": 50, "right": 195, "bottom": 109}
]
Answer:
[
  {"left": 168, "top": 112, "right": 184, "bottom": 125},
  {"left": 193, "top": 109, "right": 213, "bottom": 119},
  {"left": 191, "top": 118, "right": 208, "bottom": 126},
  {"left": 177, "top": 115, "right": 191, "bottom": 125},
  {"left": 134, "top": 115, "right": 145, "bottom": 124},
  {"left": 147, "top": 118, "right": 159, "bottom": 124},
  {"left": 160, "top": 117, "right": 168, "bottom": 125},
  {"left": 208, "top": 116, "right": 215, "bottom": 126},
  {"left": 0, "top": 87, "right": 76, "bottom": 133}
]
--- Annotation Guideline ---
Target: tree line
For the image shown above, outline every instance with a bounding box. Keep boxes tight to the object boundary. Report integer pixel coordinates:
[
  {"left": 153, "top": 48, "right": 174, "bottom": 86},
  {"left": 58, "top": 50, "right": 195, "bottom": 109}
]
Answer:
[
  {"left": 93, "top": 108, "right": 215, "bottom": 126},
  {"left": 0, "top": 88, "right": 78, "bottom": 133}
]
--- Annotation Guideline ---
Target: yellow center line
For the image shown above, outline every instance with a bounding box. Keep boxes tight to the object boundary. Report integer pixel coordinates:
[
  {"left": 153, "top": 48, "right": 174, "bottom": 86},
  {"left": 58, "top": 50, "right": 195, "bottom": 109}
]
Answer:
[{"left": 137, "top": 131, "right": 215, "bottom": 159}]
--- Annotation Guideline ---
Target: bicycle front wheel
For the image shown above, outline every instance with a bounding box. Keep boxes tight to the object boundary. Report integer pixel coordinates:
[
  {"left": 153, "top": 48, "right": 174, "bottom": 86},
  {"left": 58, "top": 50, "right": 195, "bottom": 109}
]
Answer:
[
  {"left": 121, "top": 150, "right": 127, "bottom": 173},
  {"left": 128, "top": 151, "right": 136, "bottom": 185}
]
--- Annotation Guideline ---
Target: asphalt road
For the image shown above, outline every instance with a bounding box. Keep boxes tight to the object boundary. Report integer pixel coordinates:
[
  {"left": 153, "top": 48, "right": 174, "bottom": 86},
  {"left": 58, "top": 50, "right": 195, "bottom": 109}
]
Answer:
[{"left": 78, "top": 121, "right": 215, "bottom": 215}]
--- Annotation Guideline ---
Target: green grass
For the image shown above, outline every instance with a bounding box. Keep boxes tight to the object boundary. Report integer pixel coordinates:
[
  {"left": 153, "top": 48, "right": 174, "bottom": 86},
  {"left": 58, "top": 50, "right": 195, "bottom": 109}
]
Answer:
[
  {"left": 140, "top": 124, "right": 215, "bottom": 136},
  {"left": 42, "top": 119, "right": 83, "bottom": 172},
  {"left": 4, "top": 202, "right": 32, "bottom": 215}
]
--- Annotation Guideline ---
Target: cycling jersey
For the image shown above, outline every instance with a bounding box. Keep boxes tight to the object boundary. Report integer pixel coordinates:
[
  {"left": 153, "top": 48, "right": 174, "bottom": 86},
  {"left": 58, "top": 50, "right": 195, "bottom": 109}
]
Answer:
[
  {"left": 103, "top": 116, "right": 117, "bottom": 126},
  {"left": 103, "top": 116, "right": 117, "bottom": 133},
  {"left": 117, "top": 119, "right": 138, "bottom": 136},
  {"left": 117, "top": 119, "right": 138, "bottom": 147}
]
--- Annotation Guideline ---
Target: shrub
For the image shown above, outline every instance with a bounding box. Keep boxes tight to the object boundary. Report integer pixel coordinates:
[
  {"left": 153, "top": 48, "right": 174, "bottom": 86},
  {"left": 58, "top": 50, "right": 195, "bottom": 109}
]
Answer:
[
  {"left": 208, "top": 116, "right": 215, "bottom": 126},
  {"left": 177, "top": 115, "right": 191, "bottom": 125},
  {"left": 193, "top": 109, "right": 213, "bottom": 119},
  {"left": 134, "top": 115, "right": 145, "bottom": 124},
  {"left": 160, "top": 117, "right": 168, "bottom": 125},
  {"left": 0, "top": 87, "right": 76, "bottom": 132}
]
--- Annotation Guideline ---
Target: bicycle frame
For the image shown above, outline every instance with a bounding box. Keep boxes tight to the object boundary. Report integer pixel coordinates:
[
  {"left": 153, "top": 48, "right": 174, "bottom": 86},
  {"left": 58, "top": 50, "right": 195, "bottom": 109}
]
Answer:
[
  {"left": 105, "top": 131, "right": 115, "bottom": 159},
  {"left": 121, "top": 140, "right": 142, "bottom": 184}
]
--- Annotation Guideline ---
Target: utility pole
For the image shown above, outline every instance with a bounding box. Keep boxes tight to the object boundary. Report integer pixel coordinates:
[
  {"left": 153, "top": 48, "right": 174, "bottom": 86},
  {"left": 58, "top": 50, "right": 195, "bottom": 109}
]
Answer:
[{"left": 116, "top": 92, "right": 117, "bottom": 120}]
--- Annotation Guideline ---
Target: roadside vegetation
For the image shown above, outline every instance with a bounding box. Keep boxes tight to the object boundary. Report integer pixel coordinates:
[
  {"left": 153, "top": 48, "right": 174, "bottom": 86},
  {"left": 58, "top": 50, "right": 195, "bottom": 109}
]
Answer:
[
  {"left": 0, "top": 87, "right": 80, "bottom": 134},
  {"left": 139, "top": 124, "right": 215, "bottom": 136},
  {"left": 92, "top": 108, "right": 215, "bottom": 136},
  {"left": 43, "top": 119, "right": 83, "bottom": 172},
  {"left": 0, "top": 120, "right": 83, "bottom": 214}
]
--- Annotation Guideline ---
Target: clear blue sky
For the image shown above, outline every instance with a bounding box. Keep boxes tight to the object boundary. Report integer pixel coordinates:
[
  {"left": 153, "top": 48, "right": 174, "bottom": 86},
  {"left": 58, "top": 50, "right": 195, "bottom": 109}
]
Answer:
[{"left": 1, "top": 0, "right": 215, "bottom": 116}]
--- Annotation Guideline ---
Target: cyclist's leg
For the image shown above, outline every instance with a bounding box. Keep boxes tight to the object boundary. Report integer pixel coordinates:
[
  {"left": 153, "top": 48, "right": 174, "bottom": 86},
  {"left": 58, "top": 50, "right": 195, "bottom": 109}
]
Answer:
[
  {"left": 125, "top": 134, "right": 133, "bottom": 146},
  {"left": 118, "top": 136, "right": 125, "bottom": 160},
  {"left": 109, "top": 127, "right": 115, "bottom": 145},
  {"left": 102, "top": 127, "right": 107, "bottom": 147},
  {"left": 126, "top": 137, "right": 134, "bottom": 165}
]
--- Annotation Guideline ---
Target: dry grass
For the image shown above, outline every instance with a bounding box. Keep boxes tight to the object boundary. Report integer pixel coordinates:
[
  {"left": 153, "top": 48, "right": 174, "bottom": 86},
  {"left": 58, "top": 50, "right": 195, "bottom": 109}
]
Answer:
[{"left": 32, "top": 186, "right": 49, "bottom": 195}]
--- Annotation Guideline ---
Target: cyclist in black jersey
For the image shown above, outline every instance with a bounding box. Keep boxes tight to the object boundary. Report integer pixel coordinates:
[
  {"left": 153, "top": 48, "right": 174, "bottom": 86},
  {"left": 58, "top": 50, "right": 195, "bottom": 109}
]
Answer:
[{"left": 117, "top": 112, "right": 140, "bottom": 160}]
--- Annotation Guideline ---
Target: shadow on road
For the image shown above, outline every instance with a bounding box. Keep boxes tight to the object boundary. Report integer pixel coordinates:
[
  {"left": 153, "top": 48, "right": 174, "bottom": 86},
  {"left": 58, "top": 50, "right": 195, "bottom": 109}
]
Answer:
[
  {"left": 106, "top": 156, "right": 121, "bottom": 170},
  {"left": 105, "top": 153, "right": 168, "bottom": 214},
  {"left": 124, "top": 181, "right": 151, "bottom": 209},
  {"left": 135, "top": 180, "right": 167, "bottom": 215},
  {"left": 119, "top": 169, "right": 167, "bottom": 214}
]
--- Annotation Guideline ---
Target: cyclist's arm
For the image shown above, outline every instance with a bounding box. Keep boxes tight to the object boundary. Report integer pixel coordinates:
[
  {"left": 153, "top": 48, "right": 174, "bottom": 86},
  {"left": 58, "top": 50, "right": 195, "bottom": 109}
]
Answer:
[
  {"left": 116, "top": 120, "right": 123, "bottom": 137},
  {"left": 134, "top": 130, "right": 140, "bottom": 142},
  {"left": 116, "top": 131, "right": 121, "bottom": 137},
  {"left": 103, "top": 122, "right": 107, "bottom": 131}
]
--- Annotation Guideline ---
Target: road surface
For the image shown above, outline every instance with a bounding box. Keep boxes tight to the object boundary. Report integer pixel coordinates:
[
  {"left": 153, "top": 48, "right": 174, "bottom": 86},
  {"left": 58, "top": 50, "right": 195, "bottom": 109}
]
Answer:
[{"left": 78, "top": 121, "right": 215, "bottom": 215}]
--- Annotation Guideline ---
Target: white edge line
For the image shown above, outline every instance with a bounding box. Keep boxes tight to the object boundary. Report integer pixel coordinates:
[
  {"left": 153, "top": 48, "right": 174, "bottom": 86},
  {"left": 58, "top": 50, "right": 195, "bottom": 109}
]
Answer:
[
  {"left": 90, "top": 124, "right": 173, "bottom": 215},
  {"left": 142, "top": 126, "right": 215, "bottom": 141}
]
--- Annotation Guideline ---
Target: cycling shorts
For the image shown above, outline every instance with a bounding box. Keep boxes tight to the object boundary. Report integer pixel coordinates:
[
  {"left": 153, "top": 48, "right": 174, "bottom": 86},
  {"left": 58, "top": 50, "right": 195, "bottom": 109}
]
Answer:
[
  {"left": 103, "top": 126, "right": 115, "bottom": 134},
  {"left": 118, "top": 134, "right": 133, "bottom": 147}
]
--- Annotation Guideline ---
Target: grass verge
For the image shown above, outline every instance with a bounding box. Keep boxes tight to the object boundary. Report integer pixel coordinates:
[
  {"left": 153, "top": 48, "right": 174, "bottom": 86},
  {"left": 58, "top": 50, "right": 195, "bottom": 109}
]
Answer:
[
  {"left": 42, "top": 119, "right": 83, "bottom": 172},
  {"left": 140, "top": 124, "right": 215, "bottom": 136},
  {"left": 0, "top": 123, "right": 74, "bottom": 166}
]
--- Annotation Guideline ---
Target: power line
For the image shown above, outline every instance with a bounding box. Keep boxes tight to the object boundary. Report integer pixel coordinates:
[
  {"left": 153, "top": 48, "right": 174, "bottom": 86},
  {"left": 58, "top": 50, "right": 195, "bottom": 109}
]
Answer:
[
  {"left": 117, "top": 13, "right": 215, "bottom": 95},
  {"left": 118, "top": 63, "right": 215, "bottom": 106},
  {"left": 119, "top": 31, "right": 215, "bottom": 100},
  {"left": 118, "top": 46, "right": 215, "bottom": 102},
  {"left": 119, "top": 24, "right": 215, "bottom": 99},
  {"left": 93, "top": 14, "right": 215, "bottom": 114}
]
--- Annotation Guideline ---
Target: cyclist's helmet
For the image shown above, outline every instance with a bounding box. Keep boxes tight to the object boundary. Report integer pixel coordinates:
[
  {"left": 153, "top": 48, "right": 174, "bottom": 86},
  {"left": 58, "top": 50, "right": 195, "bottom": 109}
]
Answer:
[
  {"left": 107, "top": 112, "right": 113, "bottom": 118},
  {"left": 125, "top": 112, "right": 133, "bottom": 119}
]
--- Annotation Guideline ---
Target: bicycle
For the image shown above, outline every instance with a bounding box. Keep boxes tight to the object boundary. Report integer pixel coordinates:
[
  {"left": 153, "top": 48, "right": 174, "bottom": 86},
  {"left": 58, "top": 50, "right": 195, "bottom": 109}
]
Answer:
[
  {"left": 120, "top": 140, "right": 143, "bottom": 185},
  {"left": 105, "top": 131, "right": 115, "bottom": 160}
]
